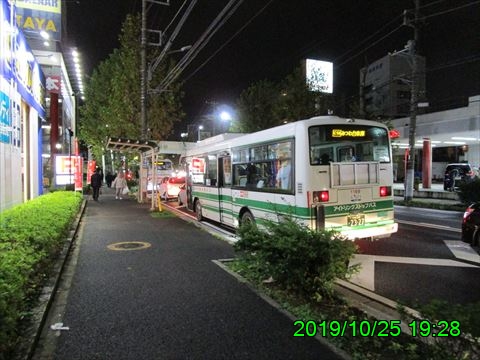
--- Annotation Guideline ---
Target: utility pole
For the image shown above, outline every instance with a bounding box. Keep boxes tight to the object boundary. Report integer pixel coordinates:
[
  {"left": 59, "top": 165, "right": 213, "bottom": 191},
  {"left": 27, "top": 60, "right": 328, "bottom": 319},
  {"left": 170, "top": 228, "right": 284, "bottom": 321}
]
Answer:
[
  {"left": 404, "top": 0, "right": 420, "bottom": 201},
  {"left": 140, "top": 0, "right": 170, "bottom": 140}
]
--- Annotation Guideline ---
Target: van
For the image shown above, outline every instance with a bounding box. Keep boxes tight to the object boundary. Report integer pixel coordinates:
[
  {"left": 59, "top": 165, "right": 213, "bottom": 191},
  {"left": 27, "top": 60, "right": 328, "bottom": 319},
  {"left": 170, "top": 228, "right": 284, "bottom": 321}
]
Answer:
[{"left": 443, "top": 163, "right": 475, "bottom": 191}]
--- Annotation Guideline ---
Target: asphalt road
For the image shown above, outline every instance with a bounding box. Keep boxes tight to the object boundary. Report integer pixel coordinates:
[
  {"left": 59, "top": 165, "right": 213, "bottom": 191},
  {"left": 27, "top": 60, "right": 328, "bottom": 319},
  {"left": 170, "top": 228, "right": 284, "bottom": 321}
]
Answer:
[
  {"left": 32, "top": 190, "right": 346, "bottom": 360},
  {"left": 352, "top": 206, "right": 480, "bottom": 307}
]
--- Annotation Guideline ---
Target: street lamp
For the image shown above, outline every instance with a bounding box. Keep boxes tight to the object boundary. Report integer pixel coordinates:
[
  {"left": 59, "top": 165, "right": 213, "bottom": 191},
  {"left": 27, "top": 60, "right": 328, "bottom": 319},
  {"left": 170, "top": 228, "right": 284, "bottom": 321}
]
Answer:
[
  {"left": 219, "top": 111, "right": 232, "bottom": 121},
  {"left": 198, "top": 125, "right": 204, "bottom": 142}
]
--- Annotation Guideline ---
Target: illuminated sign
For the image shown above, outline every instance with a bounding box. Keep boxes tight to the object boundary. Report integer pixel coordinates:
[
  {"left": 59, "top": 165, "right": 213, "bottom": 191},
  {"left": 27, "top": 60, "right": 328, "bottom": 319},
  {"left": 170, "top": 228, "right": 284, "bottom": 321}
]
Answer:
[
  {"left": 332, "top": 129, "right": 366, "bottom": 138},
  {"left": 45, "top": 75, "right": 60, "bottom": 93},
  {"left": 191, "top": 158, "right": 205, "bottom": 173},
  {"left": 305, "top": 59, "right": 333, "bottom": 93},
  {"left": 16, "top": 0, "right": 62, "bottom": 41},
  {"left": 55, "top": 155, "right": 82, "bottom": 186},
  {"left": 0, "top": 91, "right": 10, "bottom": 144},
  {"left": 389, "top": 129, "right": 400, "bottom": 139},
  {"left": 0, "top": 0, "right": 45, "bottom": 117}
]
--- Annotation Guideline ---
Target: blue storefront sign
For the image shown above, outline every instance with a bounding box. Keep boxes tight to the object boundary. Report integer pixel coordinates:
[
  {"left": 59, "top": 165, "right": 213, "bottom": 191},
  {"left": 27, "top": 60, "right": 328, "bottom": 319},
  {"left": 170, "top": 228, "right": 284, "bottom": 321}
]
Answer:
[
  {"left": 0, "top": 90, "right": 10, "bottom": 144},
  {"left": 0, "top": 0, "right": 46, "bottom": 118}
]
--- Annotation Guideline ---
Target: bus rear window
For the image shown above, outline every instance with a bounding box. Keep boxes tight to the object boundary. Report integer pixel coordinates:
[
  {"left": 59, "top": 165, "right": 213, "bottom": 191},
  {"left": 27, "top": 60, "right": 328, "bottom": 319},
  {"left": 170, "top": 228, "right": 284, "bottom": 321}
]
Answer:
[{"left": 309, "top": 125, "right": 390, "bottom": 164}]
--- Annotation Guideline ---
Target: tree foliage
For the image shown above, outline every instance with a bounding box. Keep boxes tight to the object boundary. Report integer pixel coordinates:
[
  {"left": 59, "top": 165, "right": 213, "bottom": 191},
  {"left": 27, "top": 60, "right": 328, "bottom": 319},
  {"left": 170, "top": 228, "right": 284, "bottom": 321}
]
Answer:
[
  {"left": 233, "top": 66, "right": 334, "bottom": 133},
  {"left": 78, "top": 14, "right": 185, "bottom": 159}
]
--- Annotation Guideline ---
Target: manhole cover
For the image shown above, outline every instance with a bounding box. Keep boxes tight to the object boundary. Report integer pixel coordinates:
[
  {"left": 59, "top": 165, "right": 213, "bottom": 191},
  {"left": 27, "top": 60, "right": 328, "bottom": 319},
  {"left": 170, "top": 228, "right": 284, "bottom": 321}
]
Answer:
[{"left": 107, "top": 242, "right": 151, "bottom": 251}]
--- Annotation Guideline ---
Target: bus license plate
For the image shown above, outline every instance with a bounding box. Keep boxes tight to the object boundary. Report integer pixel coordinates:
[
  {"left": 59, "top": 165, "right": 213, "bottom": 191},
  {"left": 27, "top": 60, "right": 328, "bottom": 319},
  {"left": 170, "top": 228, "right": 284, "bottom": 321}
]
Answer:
[{"left": 347, "top": 214, "right": 365, "bottom": 226}]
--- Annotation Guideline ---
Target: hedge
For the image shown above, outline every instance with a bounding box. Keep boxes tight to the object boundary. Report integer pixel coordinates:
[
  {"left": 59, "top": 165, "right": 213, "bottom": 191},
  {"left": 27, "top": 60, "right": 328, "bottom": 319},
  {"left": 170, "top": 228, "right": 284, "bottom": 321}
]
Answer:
[{"left": 0, "top": 191, "right": 82, "bottom": 358}]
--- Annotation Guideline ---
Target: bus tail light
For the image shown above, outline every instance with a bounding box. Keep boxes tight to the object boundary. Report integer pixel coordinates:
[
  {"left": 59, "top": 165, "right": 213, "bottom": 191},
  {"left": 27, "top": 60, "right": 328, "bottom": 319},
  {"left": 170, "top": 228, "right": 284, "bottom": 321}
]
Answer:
[
  {"left": 313, "top": 190, "right": 329, "bottom": 202},
  {"left": 379, "top": 186, "right": 391, "bottom": 197}
]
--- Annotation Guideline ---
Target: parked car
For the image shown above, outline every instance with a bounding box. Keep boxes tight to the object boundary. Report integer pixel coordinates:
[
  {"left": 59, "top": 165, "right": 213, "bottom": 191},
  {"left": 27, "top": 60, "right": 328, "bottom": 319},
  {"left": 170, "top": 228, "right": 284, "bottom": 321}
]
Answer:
[
  {"left": 462, "top": 203, "right": 480, "bottom": 245},
  {"left": 178, "top": 184, "right": 187, "bottom": 206},
  {"left": 159, "top": 176, "right": 185, "bottom": 201},
  {"left": 443, "top": 163, "right": 475, "bottom": 191}
]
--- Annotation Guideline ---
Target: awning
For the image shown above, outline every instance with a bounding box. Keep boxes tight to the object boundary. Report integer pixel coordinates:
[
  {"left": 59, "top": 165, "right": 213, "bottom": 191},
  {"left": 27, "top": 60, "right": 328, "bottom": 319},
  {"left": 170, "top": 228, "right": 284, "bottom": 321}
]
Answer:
[{"left": 106, "top": 137, "right": 158, "bottom": 153}]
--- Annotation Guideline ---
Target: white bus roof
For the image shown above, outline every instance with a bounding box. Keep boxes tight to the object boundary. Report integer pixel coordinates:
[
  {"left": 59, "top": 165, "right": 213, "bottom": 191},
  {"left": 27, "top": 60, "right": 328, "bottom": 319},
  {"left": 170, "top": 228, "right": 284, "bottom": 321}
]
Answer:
[{"left": 185, "top": 116, "right": 388, "bottom": 156}]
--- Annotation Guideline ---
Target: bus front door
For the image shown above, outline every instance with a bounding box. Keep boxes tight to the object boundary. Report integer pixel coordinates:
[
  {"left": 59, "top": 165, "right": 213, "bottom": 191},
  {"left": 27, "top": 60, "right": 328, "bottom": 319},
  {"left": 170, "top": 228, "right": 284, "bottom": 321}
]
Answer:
[{"left": 218, "top": 156, "right": 234, "bottom": 226}]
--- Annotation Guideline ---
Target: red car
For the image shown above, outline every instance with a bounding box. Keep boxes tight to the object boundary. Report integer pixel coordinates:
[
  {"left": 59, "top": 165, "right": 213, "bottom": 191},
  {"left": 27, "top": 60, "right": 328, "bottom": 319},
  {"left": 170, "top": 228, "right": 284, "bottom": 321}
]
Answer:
[{"left": 462, "top": 203, "right": 480, "bottom": 246}]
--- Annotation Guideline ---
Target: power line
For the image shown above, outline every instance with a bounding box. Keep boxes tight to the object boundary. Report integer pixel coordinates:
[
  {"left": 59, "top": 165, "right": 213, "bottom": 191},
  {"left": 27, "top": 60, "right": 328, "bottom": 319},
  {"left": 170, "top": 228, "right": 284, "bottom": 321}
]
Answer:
[
  {"left": 334, "top": 12, "right": 403, "bottom": 63},
  {"left": 421, "top": 0, "right": 480, "bottom": 19},
  {"left": 156, "top": 0, "right": 244, "bottom": 92},
  {"left": 183, "top": 0, "right": 275, "bottom": 83},
  {"left": 335, "top": 24, "right": 404, "bottom": 69}
]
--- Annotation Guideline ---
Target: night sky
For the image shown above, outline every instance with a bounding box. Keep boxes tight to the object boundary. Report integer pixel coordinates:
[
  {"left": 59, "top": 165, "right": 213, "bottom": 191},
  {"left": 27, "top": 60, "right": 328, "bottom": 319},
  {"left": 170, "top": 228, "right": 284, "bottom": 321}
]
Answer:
[{"left": 66, "top": 0, "right": 480, "bottom": 136}]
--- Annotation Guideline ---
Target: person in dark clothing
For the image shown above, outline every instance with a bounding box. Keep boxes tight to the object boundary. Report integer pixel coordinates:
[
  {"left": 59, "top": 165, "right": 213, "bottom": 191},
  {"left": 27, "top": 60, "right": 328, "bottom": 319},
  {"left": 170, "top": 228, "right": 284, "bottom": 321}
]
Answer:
[
  {"left": 105, "top": 172, "right": 115, "bottom": 188},
  {"left": 90, "top": 168, "right": 103, "bottom": 201}
]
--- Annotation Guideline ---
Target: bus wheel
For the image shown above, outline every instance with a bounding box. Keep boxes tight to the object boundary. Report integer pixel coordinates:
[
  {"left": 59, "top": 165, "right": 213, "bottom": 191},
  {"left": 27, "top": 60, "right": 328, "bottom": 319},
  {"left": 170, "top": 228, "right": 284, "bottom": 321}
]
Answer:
[
  {"left": 241, "top": 211, "right": 255, "bottom": 226},
  {"left": 195, "top": 200, "right": 203, "bottom": 221}
]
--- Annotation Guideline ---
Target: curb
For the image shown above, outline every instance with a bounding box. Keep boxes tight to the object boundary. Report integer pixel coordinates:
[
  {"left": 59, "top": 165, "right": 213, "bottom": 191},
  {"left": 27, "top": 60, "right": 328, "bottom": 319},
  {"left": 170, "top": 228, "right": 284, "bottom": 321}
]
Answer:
[{"left": 13, "top": 199, "right": 87, "bottom": 360}]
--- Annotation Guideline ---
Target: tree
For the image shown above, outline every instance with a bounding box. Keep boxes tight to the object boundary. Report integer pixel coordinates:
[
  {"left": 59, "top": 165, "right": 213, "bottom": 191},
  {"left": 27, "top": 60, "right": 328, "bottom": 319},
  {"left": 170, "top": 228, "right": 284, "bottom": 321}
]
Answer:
[
  {"left": 233, "top": 66, "right": 335, "bottom": 133},
  {"left": 233, "top": 79, "right": 281, "bottom": 133},
  {"left": 78, "top": 14, "right": 184, "bottom": 159}
]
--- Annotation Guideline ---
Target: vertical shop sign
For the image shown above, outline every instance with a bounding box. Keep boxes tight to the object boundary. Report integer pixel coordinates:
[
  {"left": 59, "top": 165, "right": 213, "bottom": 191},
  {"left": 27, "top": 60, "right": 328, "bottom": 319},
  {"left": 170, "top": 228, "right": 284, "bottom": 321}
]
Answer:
[{"left": 0, "top": 91, "right": 10, "bottom": 143}]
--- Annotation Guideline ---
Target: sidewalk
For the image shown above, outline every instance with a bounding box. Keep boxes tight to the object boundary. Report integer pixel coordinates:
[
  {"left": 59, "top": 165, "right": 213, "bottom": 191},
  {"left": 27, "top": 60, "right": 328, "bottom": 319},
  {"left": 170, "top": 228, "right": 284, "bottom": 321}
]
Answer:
[
  {"left": 32, "top": 187, "right": 347, "bottom": 360},
  {"left": 393, "top": 182, "right": 462, "bottom": 206}
]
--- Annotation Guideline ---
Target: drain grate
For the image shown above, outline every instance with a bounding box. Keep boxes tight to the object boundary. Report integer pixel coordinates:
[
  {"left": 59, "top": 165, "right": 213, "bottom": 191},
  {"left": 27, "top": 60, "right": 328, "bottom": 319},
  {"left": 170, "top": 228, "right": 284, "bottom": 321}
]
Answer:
[{"left": 107, "top": 241, "right": 151, "bottom": 251}]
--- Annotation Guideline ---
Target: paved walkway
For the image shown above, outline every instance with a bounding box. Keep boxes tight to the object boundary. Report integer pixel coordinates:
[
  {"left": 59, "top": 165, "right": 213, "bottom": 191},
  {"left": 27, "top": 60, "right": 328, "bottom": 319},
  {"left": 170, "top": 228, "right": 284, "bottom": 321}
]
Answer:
[{"left": 32, "top": 188, "right": 346, "bottom": 360}]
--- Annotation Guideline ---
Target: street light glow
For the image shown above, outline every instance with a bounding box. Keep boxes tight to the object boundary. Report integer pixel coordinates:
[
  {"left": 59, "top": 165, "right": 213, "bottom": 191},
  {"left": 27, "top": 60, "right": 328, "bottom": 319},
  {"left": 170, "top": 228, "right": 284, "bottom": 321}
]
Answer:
[{"left": 219, "top": 111, "right": 232, "bottom": 121}]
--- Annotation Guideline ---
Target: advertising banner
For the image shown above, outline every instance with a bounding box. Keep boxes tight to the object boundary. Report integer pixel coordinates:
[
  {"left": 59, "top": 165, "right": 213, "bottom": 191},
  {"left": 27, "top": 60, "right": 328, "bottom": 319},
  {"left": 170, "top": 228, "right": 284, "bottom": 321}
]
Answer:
[
  {"left": 1, "top": 0, "right": 46, "bottom": 117},
  {"left": 55, "top": 155, "right": 81, "bottom": 186},
  {"left": 75, "top": 156, "right": 83, "bottom": 191},
  {"left": 0, "top": 90, "right": 10, "bottom": 144},
  {"left": 87, "top": 160, "right": 96, "bottom": 185},
  {"left": 45, "top": 75, "right": 60, "bottom": 94},
  {"left": 16, "top": 0, "right": 62, "bottom": 42},
  {"left": 305, "top": 59, "right": 333, "bottom": 94}
]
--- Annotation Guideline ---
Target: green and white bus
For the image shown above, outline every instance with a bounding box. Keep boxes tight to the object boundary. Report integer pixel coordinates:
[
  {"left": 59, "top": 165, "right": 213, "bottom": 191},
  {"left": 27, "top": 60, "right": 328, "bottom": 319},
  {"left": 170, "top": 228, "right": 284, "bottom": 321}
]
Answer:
[{"left": 181, "top": 116, "right": 398, "bottom": 240}]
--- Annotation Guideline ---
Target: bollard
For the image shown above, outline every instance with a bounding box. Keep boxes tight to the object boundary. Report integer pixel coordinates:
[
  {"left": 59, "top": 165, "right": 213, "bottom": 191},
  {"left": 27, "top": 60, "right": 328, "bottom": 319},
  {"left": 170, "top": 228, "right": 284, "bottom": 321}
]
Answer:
[{"left": 156, "top": 193, "right": 163, "bottom": 212}]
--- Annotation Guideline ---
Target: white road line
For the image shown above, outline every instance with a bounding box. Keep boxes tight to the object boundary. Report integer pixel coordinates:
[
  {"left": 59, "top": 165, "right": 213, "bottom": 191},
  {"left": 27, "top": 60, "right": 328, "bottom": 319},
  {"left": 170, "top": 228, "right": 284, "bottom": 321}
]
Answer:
[
  {"left": 444, "top": 240, "right": 480, "bottom": 263},
  {"left": 397, "top": 219, "right": 461, "bottom": 232},
  {"left": 348, "top": 253, "right": 479, "bottom": 292}
]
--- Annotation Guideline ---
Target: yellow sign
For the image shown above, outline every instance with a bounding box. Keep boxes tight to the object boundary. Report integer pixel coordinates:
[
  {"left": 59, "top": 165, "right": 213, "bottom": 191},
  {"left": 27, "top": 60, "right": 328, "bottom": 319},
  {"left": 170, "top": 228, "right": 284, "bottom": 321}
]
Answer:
[
  {"left": 16, "top": 0, "right": 61, "bottom": 14},
  {"left": 332, "top": 129, "right": 366, "bottom": 138},
  {"left": 16, "top": 15, "right": 58, "bottom": 32}
]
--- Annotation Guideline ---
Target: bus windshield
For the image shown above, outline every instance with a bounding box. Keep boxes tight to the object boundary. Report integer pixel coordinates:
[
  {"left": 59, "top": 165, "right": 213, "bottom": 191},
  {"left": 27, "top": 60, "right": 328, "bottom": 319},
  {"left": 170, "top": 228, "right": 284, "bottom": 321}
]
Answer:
[{"left": 309, "top": 125, "right": 390, "bottom": 165}]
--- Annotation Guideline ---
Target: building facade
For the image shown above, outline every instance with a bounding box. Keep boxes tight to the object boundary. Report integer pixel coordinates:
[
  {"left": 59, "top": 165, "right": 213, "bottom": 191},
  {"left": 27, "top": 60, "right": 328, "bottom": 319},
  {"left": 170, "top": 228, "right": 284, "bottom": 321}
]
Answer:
[
  {"left": 360, "top": 52, "right": 426, "bottom": 119},
  {"left": 0, "top": 0, "right": 46, "bottom": 211},
  {"left": 391, "top": 95, "right": 480, "bottom": 181},
  {"left": 0, "top": 0, "right": 78, "bottom": 212}
]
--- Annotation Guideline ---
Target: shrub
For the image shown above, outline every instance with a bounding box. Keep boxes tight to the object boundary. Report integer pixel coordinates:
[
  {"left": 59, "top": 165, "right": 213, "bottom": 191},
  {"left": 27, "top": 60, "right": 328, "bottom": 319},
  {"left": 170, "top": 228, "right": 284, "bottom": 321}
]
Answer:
[
  {"left": 234, "top": 218, "right": 357, "bottom": 301},
  {"left": 0, "top": 191, "right": 82, "bottom": 358},
  {"left": 400, "top": 299, "right": 480, "bottom": 359}
]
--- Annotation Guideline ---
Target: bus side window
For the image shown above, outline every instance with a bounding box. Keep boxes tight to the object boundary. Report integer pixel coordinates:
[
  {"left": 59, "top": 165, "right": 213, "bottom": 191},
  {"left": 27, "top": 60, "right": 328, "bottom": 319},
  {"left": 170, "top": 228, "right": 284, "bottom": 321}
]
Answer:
[
  {"left": 233, "top": 164, "right": 247, "bottom": 187},
  {"left": 246, "top": 163, "right": 257, "bottom": 187}
]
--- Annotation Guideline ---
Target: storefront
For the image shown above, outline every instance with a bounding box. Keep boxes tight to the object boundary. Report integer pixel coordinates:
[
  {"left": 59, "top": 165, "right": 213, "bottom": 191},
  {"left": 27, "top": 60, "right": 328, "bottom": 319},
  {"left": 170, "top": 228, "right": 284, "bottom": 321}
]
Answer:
[{"left": 0, "top": 0, "right": 46, "bottom": 211}]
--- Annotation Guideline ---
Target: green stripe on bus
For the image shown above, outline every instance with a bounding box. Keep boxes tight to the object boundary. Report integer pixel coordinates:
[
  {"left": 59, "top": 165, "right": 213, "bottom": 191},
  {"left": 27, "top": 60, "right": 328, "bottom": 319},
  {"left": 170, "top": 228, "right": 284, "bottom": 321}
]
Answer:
[{"left": 192, "top": 191, "right": 393, "bottom": 220}]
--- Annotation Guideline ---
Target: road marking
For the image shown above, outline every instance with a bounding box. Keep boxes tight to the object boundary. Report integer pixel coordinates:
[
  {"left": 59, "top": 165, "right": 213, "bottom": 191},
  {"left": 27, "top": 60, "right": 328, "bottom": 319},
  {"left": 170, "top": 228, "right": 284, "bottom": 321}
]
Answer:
[
  {"left": 444, "top": 240, "right": 480, "bottom": 263},
  {"left": 348, "top": 254, "right": 479, "bottom": 291},
  {"left": 397, "top": 219, "right": 461, "bottom": 233}
]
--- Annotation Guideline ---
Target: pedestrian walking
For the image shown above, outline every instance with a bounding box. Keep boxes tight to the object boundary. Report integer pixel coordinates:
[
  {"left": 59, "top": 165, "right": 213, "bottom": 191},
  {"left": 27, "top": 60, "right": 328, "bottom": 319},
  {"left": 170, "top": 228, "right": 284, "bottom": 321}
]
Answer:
[
  {"left": 90, "top": 168, "right": 103, "bottom": 201},
  {"left": 105, "top": 171, "right": 115, "bottom": 188},
  {"left": 111, "top": 171, "right": 128, "bottom": 200}
]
